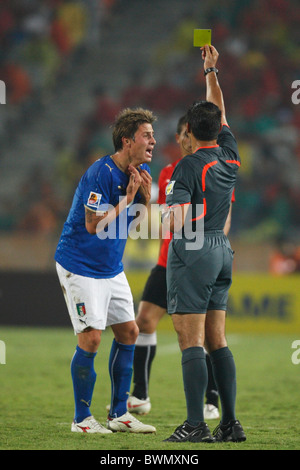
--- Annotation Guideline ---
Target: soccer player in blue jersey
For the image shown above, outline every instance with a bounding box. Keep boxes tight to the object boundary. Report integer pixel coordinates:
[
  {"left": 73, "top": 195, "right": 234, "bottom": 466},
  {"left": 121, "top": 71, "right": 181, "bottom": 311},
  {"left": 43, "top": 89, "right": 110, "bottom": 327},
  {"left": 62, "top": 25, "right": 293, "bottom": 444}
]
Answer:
[{"left": 55, "top": 108, "right": 157, "bottom": 434}]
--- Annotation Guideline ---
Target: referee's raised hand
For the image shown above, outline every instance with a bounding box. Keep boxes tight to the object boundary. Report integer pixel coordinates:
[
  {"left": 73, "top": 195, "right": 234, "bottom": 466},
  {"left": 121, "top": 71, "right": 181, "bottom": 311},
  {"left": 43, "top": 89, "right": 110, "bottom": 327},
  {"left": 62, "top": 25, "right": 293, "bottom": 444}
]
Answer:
[{"left": 201, "top": 44, "right": 219, "bottom": 69}]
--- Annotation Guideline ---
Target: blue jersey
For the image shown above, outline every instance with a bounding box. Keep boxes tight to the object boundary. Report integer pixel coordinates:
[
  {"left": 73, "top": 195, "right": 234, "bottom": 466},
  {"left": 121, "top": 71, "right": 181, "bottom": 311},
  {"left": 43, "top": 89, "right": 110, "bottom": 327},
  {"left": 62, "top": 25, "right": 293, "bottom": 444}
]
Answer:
[{"left": 55, "top": 155, "right": 150, "bottom": 278}]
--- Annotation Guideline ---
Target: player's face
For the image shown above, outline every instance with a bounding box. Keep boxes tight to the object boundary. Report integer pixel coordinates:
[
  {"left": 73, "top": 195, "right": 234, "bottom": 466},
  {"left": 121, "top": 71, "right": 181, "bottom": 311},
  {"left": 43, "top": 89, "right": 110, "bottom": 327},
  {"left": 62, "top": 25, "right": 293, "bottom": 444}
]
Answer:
[
  {"left": 129, "top": 123, "right": 156, "bottom": 165},
  {"left": 176, "top": 123, "right": 192, "bottom": 157}
]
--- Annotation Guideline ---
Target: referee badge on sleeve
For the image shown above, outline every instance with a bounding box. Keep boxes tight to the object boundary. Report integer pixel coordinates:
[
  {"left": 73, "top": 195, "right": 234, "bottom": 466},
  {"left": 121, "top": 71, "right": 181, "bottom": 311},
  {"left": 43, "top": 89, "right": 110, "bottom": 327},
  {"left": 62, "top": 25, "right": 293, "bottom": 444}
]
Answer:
[
  {"left": 166, "top": 180, "right": 175, "bottom": 196},
  {"left": 86, "top": 191, "right": 102, "bottom": 209}
]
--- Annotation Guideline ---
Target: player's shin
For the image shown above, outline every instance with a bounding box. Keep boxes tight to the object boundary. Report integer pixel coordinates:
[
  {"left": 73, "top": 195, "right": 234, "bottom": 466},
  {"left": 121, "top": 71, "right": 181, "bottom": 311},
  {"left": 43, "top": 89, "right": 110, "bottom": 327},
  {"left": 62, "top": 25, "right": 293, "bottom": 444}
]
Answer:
[
  {"left": 70, "top": 345, "right": 97, "bottom": 423},
  {"left": 108, "top": 339, "right": 135, "bottom": 417}
]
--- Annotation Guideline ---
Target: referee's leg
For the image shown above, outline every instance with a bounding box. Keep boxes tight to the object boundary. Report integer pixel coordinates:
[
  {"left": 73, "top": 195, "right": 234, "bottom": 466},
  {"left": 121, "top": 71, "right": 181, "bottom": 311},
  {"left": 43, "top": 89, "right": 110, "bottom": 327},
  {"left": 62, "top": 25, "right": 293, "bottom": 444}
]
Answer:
[
  {"left": 172, "top": 313, "right": 207, "bottom": 426},
  {"left": 205, "top": 309, "right": 237, "bottom": 425}
]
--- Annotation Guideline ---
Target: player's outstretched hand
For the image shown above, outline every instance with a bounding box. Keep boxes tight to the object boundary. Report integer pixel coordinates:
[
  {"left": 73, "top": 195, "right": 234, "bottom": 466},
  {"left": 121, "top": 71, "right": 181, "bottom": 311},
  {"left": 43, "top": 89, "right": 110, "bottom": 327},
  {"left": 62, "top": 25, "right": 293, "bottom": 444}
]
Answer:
[{"left": 201, "top": 44, "right": 219, "bottom": 69}]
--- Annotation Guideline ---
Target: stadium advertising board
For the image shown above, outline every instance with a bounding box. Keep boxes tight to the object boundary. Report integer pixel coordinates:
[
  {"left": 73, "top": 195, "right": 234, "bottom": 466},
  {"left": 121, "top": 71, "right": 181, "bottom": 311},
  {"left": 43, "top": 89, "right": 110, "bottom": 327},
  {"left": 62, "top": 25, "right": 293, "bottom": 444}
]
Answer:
[
  {"left": 226, "top": 274, "right": 300, "bottom": 334},
  {"left": 127, "top": 272, "right": 300, "bottom": 334}
]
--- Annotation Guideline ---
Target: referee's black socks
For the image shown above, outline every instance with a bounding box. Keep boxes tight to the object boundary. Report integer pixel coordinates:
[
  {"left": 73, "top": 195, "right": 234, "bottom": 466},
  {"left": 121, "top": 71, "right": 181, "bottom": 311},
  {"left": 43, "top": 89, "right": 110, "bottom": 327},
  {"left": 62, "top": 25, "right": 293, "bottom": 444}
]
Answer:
[
  {"left": 182, "top": 346, "right": 207, "bottom": 426},
  {"left": 205, "top": 352, "right": 219, "bottom": 407},
  {"left": 210, "top": 346, "right": 237, "bottom": 424}
]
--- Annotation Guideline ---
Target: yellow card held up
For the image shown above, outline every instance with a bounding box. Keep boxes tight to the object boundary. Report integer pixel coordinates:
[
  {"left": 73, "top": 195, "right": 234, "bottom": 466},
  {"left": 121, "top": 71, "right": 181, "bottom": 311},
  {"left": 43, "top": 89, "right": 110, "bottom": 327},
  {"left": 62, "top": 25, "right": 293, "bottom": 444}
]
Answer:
[{"left": 193, "top": 29, "right": 211, "bottom": 47}]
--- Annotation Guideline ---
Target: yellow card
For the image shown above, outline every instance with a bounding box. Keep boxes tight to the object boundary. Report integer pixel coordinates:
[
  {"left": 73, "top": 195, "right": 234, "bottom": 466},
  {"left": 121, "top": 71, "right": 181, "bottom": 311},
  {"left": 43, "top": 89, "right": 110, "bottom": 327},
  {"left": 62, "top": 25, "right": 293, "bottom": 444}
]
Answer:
[{"left": 193, "top": 29, "right": 211, "bottom": 47}]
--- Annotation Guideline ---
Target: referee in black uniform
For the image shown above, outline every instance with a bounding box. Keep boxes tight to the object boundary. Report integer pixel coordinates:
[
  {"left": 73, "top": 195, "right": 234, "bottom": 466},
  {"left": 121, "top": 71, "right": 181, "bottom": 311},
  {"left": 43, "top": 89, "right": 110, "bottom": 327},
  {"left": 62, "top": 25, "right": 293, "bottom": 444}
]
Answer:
[{"left": 163, "top": 45, "right": 246, "bottom": 443}]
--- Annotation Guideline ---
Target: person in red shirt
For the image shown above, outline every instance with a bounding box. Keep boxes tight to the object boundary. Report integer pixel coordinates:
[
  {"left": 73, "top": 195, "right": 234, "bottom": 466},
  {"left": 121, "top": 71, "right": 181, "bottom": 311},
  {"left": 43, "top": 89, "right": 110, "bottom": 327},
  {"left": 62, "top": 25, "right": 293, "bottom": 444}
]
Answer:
[{"left": 128, "top": 115, "right": 235, "bottom": 418}]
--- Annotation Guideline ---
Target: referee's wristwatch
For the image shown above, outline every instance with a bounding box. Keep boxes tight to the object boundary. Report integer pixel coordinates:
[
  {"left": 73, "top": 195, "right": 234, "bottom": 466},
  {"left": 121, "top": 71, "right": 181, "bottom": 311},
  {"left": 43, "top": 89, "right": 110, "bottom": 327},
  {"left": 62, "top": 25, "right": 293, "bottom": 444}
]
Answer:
[{"left": 204, "top": 67, "right": 218, "bottom": 76}]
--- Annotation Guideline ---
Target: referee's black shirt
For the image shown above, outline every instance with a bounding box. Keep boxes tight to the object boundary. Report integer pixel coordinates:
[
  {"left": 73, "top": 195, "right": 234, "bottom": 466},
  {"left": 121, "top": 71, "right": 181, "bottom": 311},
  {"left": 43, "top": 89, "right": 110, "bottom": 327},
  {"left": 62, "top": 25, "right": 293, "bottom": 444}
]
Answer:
[{"left": 166, "top": 125, "right": 240, "bottom": 233}]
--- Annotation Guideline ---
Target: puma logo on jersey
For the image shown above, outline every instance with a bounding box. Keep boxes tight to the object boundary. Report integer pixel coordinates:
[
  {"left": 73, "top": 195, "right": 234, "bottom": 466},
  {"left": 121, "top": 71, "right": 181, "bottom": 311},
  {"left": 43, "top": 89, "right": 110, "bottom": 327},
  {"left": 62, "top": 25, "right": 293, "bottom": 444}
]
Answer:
[{"left": 105, "top": 163, "right": 113, "bottom": 172}]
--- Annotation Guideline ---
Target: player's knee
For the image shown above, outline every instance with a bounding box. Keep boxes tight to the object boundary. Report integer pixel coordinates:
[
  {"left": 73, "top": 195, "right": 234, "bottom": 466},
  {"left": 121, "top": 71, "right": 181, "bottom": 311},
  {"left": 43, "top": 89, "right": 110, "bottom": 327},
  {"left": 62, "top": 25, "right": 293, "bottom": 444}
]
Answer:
[
  {"left": 136, "top": 314, "right": 154, "bottom": 333},
  {"left": 205, "top": 336, "right": 227, "bottom": 354},
  {"left": 78, "top": 328, "right": 101, "bottom": 352},
  {"left": 129, "top": 323, "right": 139, "bottom": 342},
  {"left": 136, "top": 306, "right": 151, "bottom": 330},
  {"left": 113, "top": 321, "right": 139, "bottom": 344},
  {"left": 136, "top": 302, "right": 163, "bottom": 334},
  {"left": 122, "top": 325, "right": 139, "bottom": 345}
]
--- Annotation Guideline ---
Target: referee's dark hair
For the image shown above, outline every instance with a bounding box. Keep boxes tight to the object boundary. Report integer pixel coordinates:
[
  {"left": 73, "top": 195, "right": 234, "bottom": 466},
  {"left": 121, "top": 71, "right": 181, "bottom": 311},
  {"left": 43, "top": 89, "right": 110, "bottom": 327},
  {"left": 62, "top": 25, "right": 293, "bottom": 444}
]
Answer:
[
  {"left": 187, "top": 101, "right": 221, "bottom": 141},
  {"left": 176, "top": 114, "right": 188, "bottom": 134}
]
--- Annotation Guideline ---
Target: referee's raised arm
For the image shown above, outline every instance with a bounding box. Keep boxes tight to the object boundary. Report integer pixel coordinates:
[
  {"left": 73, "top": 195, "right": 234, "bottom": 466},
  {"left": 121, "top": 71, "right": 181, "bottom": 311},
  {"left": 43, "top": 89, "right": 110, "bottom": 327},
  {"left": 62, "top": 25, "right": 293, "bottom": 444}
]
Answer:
[{"left": 201, "top": 45, "right": 228, "bottom": 127}]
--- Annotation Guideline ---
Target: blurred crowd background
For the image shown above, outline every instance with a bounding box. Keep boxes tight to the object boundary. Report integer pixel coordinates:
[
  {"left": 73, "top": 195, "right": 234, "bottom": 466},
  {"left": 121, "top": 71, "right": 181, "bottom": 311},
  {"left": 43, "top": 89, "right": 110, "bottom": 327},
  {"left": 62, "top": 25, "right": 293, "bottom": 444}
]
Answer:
[{"left": 0, "top": 0, "right": 300, "bottom": 274}]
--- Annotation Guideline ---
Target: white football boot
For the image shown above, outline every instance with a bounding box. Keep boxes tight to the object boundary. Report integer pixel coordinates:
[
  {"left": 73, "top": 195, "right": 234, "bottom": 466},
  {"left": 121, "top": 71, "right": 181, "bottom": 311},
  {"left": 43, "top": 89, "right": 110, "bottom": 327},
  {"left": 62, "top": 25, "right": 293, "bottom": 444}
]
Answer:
[
  {"left": 107, "top": 411, "right": 156, "bottom": 433},
  {"left": 204, "top": 404, "right": 220, "bottom": 420},
  {"left": 127, "top": 395, "right": 151, "bottom": 415},
  {"left": 71, "top": 415, "right": 112, "bottom": 434},
  {"left": 106, "top": 396, "right": 152, "bottom": 415}
]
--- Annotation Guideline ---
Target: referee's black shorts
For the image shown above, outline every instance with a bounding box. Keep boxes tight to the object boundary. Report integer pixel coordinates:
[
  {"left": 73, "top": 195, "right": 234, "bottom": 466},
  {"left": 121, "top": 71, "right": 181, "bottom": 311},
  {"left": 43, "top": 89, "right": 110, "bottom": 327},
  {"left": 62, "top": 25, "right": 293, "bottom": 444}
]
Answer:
[
  {"left": 141, "top": 264, "right": 167, "bottom": 309},
  {"left": 167, "top": 231, "right": 233, "bottom": 314}
]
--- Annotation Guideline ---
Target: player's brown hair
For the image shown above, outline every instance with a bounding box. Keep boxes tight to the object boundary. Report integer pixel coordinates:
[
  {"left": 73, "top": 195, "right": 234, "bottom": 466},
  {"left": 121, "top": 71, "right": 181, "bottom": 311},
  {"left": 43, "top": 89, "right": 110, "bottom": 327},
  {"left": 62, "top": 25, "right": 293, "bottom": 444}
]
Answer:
[{"left": 112, "top": 107, "right": 157, "bottom": 151}]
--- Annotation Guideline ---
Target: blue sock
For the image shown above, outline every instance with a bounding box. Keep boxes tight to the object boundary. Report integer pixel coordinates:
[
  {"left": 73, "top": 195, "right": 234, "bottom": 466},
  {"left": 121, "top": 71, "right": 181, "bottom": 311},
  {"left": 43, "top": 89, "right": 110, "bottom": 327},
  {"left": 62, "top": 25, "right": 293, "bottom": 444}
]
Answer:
[
  {"left": 70, "top": 345, "right": 97, "bottom": 423},
  {"left": 109, "top": 339, "right": 135, "bottom": 417}
]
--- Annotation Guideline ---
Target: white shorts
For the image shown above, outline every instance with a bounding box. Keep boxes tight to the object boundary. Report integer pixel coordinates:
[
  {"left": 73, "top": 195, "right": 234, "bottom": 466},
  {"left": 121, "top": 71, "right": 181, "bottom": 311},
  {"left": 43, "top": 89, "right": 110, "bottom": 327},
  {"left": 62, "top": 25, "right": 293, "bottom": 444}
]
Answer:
[{"left": 56, "top": 263, "right": 135, "bottom": 334}]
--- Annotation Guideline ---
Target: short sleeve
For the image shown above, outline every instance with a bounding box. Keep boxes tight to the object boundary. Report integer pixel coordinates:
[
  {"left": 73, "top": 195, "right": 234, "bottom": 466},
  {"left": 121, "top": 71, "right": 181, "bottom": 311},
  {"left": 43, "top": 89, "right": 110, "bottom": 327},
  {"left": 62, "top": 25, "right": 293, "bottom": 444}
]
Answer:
[
  {"left": 165, "top": 158, "right": 194, "bottom": 207},
  {"left": 217, "top": 125, "right": 240, "bottom": 163},
  {"left": 82, "top": 163, "right": 112, "bottom": 212}
]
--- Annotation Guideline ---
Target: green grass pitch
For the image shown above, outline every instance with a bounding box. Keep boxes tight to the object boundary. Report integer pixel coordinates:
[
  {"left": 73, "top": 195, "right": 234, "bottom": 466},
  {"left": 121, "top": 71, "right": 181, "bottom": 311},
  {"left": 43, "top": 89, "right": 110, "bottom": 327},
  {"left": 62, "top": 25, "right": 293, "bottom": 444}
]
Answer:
[{"left": 0, "top": 326, "right": 299, "bottom": 451}]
